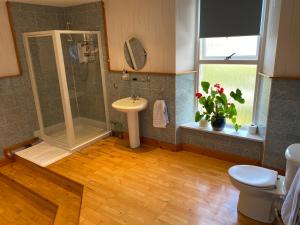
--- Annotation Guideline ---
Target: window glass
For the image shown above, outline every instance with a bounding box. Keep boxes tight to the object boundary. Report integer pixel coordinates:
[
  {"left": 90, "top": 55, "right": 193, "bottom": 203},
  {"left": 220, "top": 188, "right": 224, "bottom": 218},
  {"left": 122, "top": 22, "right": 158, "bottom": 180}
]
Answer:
[
  {"left": 200, "top": 36, "right": 259, "bottom": 60},
  {"left": 200, "top": 64, "right": 257, "bottom": 125}
]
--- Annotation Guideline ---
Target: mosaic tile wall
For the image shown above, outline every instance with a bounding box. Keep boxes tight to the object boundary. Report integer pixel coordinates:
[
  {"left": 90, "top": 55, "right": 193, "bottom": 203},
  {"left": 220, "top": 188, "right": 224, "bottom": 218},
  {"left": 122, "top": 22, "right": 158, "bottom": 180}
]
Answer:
[
  {"left": 0, "top": 3, "right": 65, "bottom": 156},
  {"left": 263, "top": 79, "right": 300, "bottom": 170},
  {"left": 107, "top": 72, "right": 176, "bottom": 144}
]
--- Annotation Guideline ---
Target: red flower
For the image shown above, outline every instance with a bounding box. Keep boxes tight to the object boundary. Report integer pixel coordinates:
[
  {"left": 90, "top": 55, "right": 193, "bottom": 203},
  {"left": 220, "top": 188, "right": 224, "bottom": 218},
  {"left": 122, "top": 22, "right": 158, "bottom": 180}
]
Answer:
[
  {"left": 217, "top": 87, "right": 224, "bottom": 94},
  {"left": 195, "top": 92, "right": 202, "bottom": 98},
  {"left": 214, "top": 83, "right": 220, "bottom": 88}
]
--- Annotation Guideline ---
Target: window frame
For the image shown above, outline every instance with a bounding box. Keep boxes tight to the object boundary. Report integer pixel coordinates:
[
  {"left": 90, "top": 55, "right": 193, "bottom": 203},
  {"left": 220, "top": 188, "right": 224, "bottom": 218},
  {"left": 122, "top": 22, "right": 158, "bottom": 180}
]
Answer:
[
  {"left": 200, "top": 36, "right": 261, "bottom": 62},
  {"left": 195, "top": 0, "right": 269, "bottom": 126}
]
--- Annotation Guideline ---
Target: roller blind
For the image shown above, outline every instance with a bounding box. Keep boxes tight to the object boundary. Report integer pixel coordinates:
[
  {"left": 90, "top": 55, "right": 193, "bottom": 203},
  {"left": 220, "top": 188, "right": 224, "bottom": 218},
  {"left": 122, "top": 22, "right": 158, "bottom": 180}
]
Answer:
[{"left": 200, "top": 0, "right": 263, "bottom": 38}]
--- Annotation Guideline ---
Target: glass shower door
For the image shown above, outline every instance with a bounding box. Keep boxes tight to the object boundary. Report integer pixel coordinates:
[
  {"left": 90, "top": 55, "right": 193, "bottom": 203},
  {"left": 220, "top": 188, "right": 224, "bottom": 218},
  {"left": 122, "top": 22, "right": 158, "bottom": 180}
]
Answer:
[
  {"left": 25, "top": 34, "right": 73, "bottom": 148},
  {"left": 60, "top": 32, "right": 108, "bottom": 145}
]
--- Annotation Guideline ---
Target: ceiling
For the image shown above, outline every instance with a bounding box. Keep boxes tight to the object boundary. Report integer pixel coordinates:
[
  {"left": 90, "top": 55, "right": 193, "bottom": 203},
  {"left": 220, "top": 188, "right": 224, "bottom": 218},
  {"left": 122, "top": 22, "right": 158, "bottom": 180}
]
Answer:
[{"left": 7, "top": 0, "right": 100, "bottom": 7}]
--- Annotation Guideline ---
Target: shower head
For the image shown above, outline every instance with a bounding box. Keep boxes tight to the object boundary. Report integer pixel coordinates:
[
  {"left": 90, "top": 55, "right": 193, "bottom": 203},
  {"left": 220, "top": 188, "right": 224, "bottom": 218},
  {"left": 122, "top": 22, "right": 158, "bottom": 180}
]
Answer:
[{"left": 66, "top": 21, "right": 73, "bottom": 42}]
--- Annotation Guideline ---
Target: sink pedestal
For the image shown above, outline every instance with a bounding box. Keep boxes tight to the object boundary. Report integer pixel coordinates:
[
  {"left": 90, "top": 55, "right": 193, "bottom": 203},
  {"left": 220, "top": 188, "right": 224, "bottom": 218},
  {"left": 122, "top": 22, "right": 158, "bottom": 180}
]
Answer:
[
  {"left": 112, "top": 97, "right": 147, "bottom": 149},
  {"left": 127, "top": 112, "right": 140, "bottom": 148}
]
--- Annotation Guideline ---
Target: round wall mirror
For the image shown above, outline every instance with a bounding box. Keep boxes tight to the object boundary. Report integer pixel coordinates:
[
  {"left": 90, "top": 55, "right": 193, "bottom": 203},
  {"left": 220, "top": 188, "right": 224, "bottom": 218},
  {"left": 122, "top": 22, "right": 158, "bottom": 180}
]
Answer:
[{"left": 124, "top": 38, "right": 147, "bottom": 70}]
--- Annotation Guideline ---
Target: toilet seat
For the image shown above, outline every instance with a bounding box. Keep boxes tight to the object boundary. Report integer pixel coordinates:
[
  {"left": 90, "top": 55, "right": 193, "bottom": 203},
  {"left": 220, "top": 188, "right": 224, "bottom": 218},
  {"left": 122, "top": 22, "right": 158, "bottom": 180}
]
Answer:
[
  {"left": 228, "top": 165, "right": 278, "bottom": 189},
  {"left": 228, "top": 165, "right": 283, "bottom": 223}
]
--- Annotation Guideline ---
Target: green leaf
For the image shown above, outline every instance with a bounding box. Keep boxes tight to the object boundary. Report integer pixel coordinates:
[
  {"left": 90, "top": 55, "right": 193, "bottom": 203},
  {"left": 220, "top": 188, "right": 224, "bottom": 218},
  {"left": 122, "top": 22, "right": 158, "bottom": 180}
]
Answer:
[
  {"left": 234, "top": 124, "right": 241, "bottom": 132},
  {"left": 231, "top": 117, "right": 236, "bottom": 124},
  {"left": 227, "top": 104, "right": 237, "bottom": 118},
  {"left": 201, "top": 81, "right": 210, "bottom": 94},
  {"left": 205, "top": 114, "right": 211, "bottom": 121},
  {"left": 215, "top": 96, "right": 223, "bottom": 104},
  {"left": 218, "top": 112, "right": 225, "bottom": 117},
  {"left": 204, "top": 100, "right": 214, "bottom": 114},
  {"left": 220, "top": 93, "right": 227, "bottom": 105},
  {"left": 230, "top": 89, "right": 245, "bottom": 104},
  {"left": 211, "top": 116, "right": 216, "bottom": 123},
  {"left": 199, "top": 96, "right": 206, "bottom": 105},
  {"left": 195, "top": 111, "right": 204, "bottom": 122}
]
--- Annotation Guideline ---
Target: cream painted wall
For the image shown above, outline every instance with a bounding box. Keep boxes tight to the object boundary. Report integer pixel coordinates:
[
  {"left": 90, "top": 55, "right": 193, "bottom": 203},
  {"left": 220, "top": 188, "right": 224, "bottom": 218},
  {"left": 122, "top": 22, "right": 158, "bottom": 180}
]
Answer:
[
  {"left": 262, "top": 0, "right": 300, "bottom": 78},
  {"left": 0, "top": 0, "right": 19, "bottom": 77},
  {"left": 274, "top": 0, "right": 300, "bottom": 77},
  {"left": 262, "top": 0, "right": 281, "bottom": 76},
  {"left": 104, "top": 0, "right": 176, "bottom": 73},
  {"left": 175, "top": 0, "right": 197, "bottom": 72}
]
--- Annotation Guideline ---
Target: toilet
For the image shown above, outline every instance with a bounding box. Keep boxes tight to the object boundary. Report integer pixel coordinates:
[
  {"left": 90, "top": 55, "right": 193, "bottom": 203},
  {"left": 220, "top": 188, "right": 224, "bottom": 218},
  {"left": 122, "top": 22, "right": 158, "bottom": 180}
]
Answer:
[{"left": 228, "top": 144, "right": 300, "bottom": 223}]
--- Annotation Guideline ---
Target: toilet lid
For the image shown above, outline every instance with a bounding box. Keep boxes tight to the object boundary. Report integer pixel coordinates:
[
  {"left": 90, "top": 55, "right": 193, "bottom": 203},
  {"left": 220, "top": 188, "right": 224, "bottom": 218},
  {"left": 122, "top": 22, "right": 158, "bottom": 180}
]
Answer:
[{"left": 228, "top": 165, "right": 278, "bottom": 188}]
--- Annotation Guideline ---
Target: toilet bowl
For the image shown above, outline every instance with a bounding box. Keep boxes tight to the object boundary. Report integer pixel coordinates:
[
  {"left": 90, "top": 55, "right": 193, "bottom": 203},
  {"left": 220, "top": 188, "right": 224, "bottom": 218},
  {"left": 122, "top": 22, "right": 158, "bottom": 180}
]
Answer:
[
  {"left": 228, "top": 143, "right": 300, "bottom": 223},
  {"left": 229, "top": 165, "right": 285, "bottom": 223}
]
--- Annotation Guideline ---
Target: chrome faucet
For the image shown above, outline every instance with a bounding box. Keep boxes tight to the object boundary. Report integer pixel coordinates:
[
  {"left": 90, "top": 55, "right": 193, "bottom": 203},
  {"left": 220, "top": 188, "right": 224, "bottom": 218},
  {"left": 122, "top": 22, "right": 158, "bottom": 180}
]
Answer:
[{"left": 131, "top": 94, "right": 139, "bottom": 101}]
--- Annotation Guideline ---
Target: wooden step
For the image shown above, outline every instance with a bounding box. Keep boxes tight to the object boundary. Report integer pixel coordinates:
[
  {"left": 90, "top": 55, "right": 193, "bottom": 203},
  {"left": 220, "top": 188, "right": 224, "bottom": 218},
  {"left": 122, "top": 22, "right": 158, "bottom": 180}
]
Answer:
[
  {"left": 0, "top": 158, "right": 84, "bottom": 225},
  {"left": 0, "top": 174, "right": 57, "bottom": 225}
]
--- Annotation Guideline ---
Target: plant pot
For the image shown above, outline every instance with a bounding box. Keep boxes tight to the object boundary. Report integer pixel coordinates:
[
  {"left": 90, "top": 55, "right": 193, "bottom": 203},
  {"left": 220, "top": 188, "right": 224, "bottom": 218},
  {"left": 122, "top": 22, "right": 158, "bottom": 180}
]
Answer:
[
  {"left": 199, "top": 119, "right": 208, "bottom": 128},
  {"left": 211, "top": 117, "right": 226, "bottom": 131}
]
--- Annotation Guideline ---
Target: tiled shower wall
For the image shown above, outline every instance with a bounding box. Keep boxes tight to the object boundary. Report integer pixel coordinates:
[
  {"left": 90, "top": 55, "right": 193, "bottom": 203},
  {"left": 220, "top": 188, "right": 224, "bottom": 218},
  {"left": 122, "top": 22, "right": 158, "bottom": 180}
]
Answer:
[
  {"left": 63, "top": 3, "right": 107, "bottom": 123},
  {"left": 29, "top": 36, "right": 65, "bottom": 128},
  {"left": 0, "top": 3, "right": 65, "bottom": 156}
]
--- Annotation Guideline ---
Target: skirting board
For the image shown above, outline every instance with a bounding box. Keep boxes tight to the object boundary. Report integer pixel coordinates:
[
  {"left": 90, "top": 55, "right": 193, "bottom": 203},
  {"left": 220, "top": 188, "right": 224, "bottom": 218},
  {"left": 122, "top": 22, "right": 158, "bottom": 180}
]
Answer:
[
  {"left": 122, "top": 133, "right": 260, "bottom": 164},
  {"left": 122, "top": 132, "right": 180, "bottom": 152},
  {"left": 180, "top": 143, "right": 260, "bottom": 166},
  {"left": 125, "top": 134, "right": 286, "bottom": 175},
  {"left": 0, "top": 158, "right": 12, "bottom": 167}
]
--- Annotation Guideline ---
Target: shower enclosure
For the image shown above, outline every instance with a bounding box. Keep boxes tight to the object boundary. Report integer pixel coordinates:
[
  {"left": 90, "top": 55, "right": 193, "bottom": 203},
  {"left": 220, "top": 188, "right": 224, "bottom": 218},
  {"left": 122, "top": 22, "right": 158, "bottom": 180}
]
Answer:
[{"left": 23, "top": 30, "right": 110, "bottom": 151}]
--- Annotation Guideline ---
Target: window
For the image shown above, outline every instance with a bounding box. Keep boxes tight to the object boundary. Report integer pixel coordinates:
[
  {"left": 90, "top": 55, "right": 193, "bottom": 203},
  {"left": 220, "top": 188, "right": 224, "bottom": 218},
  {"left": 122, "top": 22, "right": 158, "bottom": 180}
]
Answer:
[
  {"left": 200, "top": 36, "right": 260, "bottom": 60},
  {"left": 197, "top": 0, "right": 266, "bottom": 126},
  {"left": 198, "top": 35, "right": 261, "bottom": 126}
]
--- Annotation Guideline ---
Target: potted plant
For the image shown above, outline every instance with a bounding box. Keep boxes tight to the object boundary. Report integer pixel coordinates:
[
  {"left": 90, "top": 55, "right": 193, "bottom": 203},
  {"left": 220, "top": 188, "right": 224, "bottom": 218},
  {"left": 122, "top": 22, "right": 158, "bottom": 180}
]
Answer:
[{"left": 195, "top": 81, "right": 245, "bottom": 131}]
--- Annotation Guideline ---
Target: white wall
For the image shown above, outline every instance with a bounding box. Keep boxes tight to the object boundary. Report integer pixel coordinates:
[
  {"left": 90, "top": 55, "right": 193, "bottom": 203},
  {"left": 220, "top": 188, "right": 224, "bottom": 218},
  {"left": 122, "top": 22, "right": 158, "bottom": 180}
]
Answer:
[
  {"left": 262, "top": 0, "right": 281, "bottom": 76},
  {"left": 0, "top": 0, "right": 19, "bottom": 77},
  {"left": 104, "top": 0, "right": 176, "bottom": 73},
  {"left": 275, "top": 0, "right": 300, "bottom": 77},
  {"left": 175, "top": 0, "right": 197, "bottom": 72},
  {"left": 263, "top": 0, "right": 300, "bottom": 78}
]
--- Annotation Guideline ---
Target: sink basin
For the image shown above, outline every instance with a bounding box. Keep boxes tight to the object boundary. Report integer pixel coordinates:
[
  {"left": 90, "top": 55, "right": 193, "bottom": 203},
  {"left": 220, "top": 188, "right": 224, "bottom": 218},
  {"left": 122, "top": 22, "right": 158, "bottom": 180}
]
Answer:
[
  {"left": 112, "top": 97, "right": 147, "bottom": 112},
  {"left": 112, "top": 97, "right": 148, "bottom": 148}
]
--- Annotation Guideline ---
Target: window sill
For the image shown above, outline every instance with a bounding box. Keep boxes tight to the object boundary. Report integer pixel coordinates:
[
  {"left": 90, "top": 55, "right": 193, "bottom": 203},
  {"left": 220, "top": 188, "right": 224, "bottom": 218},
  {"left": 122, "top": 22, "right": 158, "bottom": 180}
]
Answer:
[{"left": 180, "top": 122, "right": 264, "bottom": 143}]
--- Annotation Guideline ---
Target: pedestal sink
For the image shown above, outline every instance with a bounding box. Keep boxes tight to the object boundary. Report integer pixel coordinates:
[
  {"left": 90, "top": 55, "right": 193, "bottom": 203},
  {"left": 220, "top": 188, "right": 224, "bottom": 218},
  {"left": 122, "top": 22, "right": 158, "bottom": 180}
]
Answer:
[{"left": 112, "top": 97, "right": 148, "bottom": 148}]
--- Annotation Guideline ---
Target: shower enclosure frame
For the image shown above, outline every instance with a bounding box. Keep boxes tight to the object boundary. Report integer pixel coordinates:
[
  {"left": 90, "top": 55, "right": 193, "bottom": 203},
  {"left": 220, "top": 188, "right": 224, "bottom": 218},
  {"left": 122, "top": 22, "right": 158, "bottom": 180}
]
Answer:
[{"left": 23, "top": 30, "right": 110, "bottom": 151}]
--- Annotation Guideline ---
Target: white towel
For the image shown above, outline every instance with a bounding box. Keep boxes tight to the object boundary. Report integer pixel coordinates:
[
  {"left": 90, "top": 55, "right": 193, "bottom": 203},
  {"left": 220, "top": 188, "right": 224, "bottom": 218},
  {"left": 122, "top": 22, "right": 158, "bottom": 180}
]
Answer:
[
  {"left": 153, "top": 100, "right": 169, "bottom": 128},
  {"left": 282, "top": 167, "right": 300, "bottom": 225}
]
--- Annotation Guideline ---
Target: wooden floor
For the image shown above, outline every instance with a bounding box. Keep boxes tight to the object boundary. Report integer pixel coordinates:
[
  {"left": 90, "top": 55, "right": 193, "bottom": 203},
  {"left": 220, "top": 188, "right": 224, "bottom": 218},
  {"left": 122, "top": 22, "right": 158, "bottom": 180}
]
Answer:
[
  {"left": 0, "top": 159, "right": 82, "bottom": 225},
  {"left": 46, "top": 137, "right": 275, "bottom": 225},
  {"left": 0, "top": 175, "right": 55, "bottom": 225}
]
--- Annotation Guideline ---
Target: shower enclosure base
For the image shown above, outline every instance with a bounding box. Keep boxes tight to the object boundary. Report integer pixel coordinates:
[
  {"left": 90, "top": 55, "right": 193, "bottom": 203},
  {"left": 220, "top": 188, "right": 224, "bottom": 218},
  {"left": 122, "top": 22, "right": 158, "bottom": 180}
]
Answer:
[{"left": 34, "top": 117, "right": 111, "bottom": 152}]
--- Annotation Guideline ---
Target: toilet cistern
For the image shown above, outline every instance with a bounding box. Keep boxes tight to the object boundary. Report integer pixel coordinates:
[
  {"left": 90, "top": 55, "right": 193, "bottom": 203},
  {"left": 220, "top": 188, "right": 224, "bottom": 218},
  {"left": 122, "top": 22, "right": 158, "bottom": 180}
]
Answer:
[{"left": 112, "top": 97, "right": 147, "bottom": 148}]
